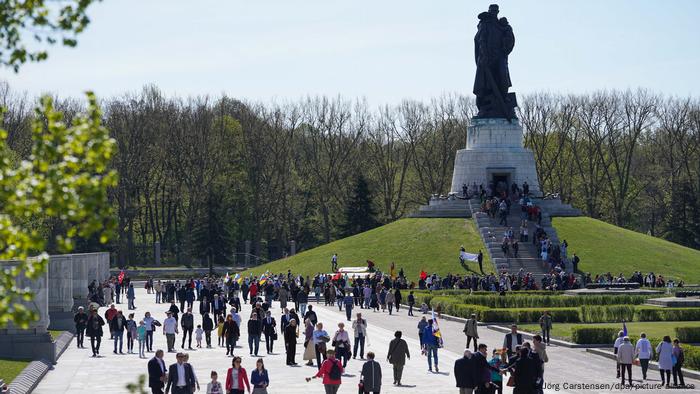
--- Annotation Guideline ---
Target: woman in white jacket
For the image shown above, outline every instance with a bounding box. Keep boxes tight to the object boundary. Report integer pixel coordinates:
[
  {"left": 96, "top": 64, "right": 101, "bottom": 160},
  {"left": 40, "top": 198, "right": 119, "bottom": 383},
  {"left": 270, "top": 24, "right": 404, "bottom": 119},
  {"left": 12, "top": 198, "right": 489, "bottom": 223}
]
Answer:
[{"left": 656, "top": 336, "right": 674, "bottom": 387}]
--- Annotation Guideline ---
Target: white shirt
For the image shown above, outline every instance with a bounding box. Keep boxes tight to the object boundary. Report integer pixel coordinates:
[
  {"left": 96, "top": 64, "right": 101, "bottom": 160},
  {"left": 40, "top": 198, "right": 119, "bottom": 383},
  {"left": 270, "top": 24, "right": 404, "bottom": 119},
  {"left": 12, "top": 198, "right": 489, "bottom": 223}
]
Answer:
[
  {"left": 635, "top": 338, "right": 652, "bottom": 359},
  {"left": 164, "top": 317, "right": 178, "bottom": 334},
  {"left": 176, "top": 363, "right": 186, "bottom": 386},
  {"left": 614, "top": 336, "right": 624, "bottom": 349}
]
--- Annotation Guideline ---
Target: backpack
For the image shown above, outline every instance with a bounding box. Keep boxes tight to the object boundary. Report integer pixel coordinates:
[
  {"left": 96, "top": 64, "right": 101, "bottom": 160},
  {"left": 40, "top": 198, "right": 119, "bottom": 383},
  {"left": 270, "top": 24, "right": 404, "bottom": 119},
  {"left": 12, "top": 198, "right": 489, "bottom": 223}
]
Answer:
[{"left": 329, "top": 360, "right": 342, "bottom": 380}]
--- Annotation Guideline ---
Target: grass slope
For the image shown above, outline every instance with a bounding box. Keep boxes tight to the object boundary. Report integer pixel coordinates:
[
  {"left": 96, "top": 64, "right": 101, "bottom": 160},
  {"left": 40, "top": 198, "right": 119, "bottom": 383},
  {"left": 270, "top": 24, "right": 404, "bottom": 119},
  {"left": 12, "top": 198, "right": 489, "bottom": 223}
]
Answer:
[
  {"left": 243, "top": 218, "right": 489, "bottom": 280},
  {"left": 520, "top": 321, "right": 700, "bottom": 341},
  {"left": 0, "top": 359, "right": 29, "bottom": 383},
  {"left": 554, "top": 217, "right": 700, "bottom": 282}
]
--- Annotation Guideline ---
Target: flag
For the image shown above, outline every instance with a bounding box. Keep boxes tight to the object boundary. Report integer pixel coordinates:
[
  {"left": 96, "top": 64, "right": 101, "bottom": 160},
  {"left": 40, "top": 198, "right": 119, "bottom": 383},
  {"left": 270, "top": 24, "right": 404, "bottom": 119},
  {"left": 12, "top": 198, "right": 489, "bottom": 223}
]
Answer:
[
  {"left": 259, "top": 273, "right": 268, "bottom": 285},
  {"left": 234, "top": 273, "right": 242, "bottom": 284},
  {"left": 420, "top": 270, "right": 428, "bottom": 281},
  {"left": 224, "top": 272, "right": 230, "bottom": 283},
  {"left": 431, "top": 310, "right": 444, "bottom": 346},
  {"left": 460, "top": 251, "right": 479, "bottom": 262},
  {"left": 118, "top": 270, "right": 125, "bottom": 284},
  {"left": 622, "top": 321, "right": 628, "bottom": 336},
  {"left": 390, "top": 262, "right": 396, "bottom": 279}
]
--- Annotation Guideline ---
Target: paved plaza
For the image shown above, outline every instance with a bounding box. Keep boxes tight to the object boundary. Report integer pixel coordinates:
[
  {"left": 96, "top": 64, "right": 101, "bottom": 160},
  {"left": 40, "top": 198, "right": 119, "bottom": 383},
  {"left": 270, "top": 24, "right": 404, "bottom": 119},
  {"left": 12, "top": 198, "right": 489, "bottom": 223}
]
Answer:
[{"left": 36, "top": 287, "right": 699, "bottom": 393}]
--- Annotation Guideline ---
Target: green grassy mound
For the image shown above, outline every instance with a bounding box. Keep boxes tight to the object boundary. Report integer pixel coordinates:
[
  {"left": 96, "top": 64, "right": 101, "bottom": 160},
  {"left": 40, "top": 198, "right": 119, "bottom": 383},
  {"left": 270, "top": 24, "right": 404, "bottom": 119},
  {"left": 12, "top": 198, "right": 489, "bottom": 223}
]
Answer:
[
  {"left": 0, "top": 359, "right": 29, "bottom": 384},
  {"left": 554, "top": 217, "right": 700, "bottom": 283},
  {"left": 242, "top": 218, "right": 489, "bottom": 280}
]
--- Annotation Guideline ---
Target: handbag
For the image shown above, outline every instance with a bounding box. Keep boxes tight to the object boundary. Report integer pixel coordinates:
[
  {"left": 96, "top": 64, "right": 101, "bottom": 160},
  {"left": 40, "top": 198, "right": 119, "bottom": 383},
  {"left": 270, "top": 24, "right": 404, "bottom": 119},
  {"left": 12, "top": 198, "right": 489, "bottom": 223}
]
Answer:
[
  {"left": 506, "top": 375, "right": 515, "bottom": 387},
  {"left": 272, "top": 330, "right": 278, "bottom": 341}
]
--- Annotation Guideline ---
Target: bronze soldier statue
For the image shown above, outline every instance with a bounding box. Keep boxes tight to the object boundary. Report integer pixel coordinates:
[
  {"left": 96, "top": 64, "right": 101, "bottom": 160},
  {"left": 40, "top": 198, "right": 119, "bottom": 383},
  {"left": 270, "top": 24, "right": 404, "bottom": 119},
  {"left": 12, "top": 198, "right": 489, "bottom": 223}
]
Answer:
[{"left": 473, "top": 4, "right": 517, "bottom": 119}]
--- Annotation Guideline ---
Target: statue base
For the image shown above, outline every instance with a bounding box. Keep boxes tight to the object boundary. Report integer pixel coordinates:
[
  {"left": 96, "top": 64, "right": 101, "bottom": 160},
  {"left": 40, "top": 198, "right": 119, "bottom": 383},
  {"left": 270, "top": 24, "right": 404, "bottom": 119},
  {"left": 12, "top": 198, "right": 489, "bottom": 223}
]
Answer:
[{"left": 450, "top": 118, "right": 540, "bottom": 195}]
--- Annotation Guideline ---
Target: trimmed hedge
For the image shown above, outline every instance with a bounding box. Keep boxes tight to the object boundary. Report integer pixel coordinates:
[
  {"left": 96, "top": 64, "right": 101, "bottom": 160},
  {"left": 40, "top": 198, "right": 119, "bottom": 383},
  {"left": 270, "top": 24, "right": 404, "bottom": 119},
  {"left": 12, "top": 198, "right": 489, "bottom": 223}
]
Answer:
[
  {"left": 571, "top": 327, "right": 619, "bottom": 344},
  {"left": 462, "top": 295, "right": 650, "bottom": 309},
  {"left": 635, "top": 307, "right": 700, "bottom": 321},
  {"left": 675, "top": 327, "right": 700, "bottom": 343},
  {"left": 579, "top": 305, "right": 636, "bottom": 323},
  {"left": 480, "top": 307, "right": 581, "bottom": 323}
]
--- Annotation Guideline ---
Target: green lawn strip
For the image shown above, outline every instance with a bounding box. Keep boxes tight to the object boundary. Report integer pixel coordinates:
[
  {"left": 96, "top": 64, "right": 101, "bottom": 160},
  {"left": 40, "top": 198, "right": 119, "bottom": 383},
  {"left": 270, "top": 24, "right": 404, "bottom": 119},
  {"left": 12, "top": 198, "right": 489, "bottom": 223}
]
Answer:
[
  {"left": 518, "top": 321, "right": 700, "bottom": 341},
  {"left": 554, "top": 217, "right": 700, "bottom": 283},
  {"left": 241, "top": 218, "right": 490, "bottom": 280},
  {"left": 0, "top": 359, "right": 30, "bottom": 383}
]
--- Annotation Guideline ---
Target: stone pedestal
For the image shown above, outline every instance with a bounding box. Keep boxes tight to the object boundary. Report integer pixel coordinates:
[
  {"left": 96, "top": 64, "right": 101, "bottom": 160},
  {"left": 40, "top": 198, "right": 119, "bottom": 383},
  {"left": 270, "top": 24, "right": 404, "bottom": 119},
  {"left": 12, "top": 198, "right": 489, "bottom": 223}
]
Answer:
[
  {"left": 0, "top": 259, "right": 56, "bottom": 363},
  {"left": 450, "top": 118, "right": 541, "bottom": 194},
  {"left": 48, "top": 255, "right": 75, "bottom": 331}
]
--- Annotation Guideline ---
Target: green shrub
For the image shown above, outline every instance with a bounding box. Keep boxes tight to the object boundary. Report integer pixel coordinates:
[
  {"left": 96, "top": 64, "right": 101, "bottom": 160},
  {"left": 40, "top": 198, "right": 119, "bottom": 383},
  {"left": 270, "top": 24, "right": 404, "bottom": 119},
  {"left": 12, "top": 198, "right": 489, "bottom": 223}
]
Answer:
[
  {"left": 675, "top": 327, "right": 700, "bottom": 343},
  {"left": 571, "top": 327, "right": 618, "bottom": 344},
  {"left": 579, "top": 305, "right": 636, "bottom": 323},
  {"left": 635, "top": 307, "right": 700, "bottom": 321},
  {"left": 684, "top": 345, "right": 700, "bottom": 372},
  {"left": 460, "top": 294, "right": 649, "bottom": 309}
]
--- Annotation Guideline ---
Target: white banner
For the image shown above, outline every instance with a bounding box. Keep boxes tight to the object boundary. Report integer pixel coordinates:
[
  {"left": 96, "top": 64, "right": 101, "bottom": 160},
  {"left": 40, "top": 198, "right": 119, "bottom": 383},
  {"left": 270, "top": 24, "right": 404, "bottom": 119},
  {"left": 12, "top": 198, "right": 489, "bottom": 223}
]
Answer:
[{"left": 460, "top": 251, "right": 478, "bottom": 262}]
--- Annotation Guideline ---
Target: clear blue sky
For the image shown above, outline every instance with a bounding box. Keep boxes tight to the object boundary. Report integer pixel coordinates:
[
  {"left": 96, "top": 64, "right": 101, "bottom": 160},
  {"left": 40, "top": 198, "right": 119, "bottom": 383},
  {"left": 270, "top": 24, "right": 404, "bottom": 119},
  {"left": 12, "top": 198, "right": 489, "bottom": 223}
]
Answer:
[{"left": 2, "top": 0, "right": 699, "bottom": 104}]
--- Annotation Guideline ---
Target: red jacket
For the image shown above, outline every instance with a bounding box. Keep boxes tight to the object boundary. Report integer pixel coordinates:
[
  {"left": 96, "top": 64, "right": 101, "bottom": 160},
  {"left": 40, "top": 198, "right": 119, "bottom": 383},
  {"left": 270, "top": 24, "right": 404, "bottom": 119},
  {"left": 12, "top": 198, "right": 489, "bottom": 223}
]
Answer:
[
  {"left": 225, "top": 367, "right": 250, "bottom": 392},
  {"left": 315, "top": 358, "right": 343, "bottom": 385}
]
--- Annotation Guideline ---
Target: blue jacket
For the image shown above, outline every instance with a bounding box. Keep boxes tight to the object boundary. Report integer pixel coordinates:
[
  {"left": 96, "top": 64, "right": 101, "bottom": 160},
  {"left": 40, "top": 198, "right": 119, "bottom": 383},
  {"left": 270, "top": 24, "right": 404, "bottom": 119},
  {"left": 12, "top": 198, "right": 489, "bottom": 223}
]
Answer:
[
  {"left": 250, "top": 369, "right": 269, "bottom": 388},
  {"left": 422, "top": 325, "right": 437, "bottom": 347}
]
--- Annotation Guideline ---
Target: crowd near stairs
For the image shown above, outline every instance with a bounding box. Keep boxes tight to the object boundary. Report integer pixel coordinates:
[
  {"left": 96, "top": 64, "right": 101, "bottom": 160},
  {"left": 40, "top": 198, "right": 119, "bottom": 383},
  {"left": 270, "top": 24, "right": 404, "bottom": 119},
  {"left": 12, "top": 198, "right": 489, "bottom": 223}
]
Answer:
[{"left": 469, "top": 199, "right": 560, "bottom": 277}]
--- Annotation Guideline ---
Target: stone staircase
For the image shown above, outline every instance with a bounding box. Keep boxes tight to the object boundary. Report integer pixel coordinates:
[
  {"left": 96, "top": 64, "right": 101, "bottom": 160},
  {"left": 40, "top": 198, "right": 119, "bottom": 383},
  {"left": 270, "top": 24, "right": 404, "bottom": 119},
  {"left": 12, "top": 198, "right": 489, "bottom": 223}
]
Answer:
[{"left": 470, "top": 199, "right": 561, "bottom": 277}]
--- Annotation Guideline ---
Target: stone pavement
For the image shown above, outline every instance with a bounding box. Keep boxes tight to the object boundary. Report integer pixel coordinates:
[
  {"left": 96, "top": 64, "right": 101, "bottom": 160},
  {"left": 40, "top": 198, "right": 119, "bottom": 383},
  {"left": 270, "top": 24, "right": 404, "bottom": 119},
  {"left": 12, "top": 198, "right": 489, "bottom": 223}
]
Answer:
[{"left": 34, "top": 288, "right": 699, "bottom": 393}]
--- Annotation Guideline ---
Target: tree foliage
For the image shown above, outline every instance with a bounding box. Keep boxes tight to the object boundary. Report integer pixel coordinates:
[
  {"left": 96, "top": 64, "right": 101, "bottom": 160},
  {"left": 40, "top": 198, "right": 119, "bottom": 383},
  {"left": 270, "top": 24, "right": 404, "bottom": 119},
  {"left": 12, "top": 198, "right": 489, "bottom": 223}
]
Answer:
[
  {"left": 0, "top": 92, "right": 116, "bottom": 327},
  {"left": 0, "top": 0, "right": 97, "bottom": 71},
  {"left": 341, "top": 174, "right": 379, "bottom": 237}
]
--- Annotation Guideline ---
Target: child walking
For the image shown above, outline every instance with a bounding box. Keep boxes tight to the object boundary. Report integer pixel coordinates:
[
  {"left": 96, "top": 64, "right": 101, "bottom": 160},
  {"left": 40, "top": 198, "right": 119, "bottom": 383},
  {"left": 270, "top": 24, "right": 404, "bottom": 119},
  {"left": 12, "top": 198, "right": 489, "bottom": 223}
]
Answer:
[
  {"left": 137, "top": 320, "right": 147, "bottom": 358},
  {"left": 195, "top": 324, "right": 204, "bottom": 348},
  {"left": 217, "top": 316, "right": 225, "bottom": 347}
]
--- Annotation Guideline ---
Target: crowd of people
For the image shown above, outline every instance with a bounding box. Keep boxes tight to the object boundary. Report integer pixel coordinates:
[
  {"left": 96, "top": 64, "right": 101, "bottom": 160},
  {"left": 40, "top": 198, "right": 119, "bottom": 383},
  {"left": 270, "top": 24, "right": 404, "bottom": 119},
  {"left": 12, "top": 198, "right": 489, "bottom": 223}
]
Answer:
[{"left": 614, "top": 331, "right": 688, "bottom": 388}]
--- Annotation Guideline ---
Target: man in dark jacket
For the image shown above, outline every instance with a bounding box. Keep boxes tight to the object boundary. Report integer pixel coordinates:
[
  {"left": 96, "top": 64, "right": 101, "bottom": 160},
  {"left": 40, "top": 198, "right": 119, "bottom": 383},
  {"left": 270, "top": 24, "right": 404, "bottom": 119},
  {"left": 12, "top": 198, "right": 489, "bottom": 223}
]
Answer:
[
  {"left": 202, "top": 312, "right": 214, "bottom": 348},
  {"left": 148, "top": 349, "right": 167, "bottom": 394},
  {"left": 387, "top": 331, "right": 410, "bottom": 386},
  {"left": 361, "top": 352, "right": 382, "bottom": 393},
  {"left": 176, "top": 286, "right": 187, "bottom": 312},
  {"left": 261, "top": 310, "right": 277, "bottom": 354},
  {"left": 454, "top": 349, "right": 477, "bottom": 394},
  {"left": 247, "top": 314, "right": 262, "bottom": 356},
  {"left": 284, "top": 319, "right": 298, "bottom": 365},
  {"left": 86, "top": 308, "right": 105, "bottom": 357},
  {"left": 473, "top": 344, "right": 502, "bottom": 393},
  {"left": 180, "top": 307, "right": 194, "bottom": 350},
  {"left": 109, "top": 310, "right": 128, "bottom": 354},
  {"left": 512, "top": 347, "right": 538, "bottom": 394},
  {"left": 73, "top": 306, "right": 88, "bottom": 348},
  {"left": 165, "top": 352, "right": 196, "bottom": 394}
]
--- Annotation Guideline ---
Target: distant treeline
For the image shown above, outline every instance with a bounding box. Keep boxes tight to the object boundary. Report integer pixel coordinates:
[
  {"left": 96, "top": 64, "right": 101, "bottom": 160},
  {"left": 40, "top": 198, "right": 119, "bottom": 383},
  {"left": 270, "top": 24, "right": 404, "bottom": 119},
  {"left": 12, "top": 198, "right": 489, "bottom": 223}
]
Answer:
[{"left": 1, "top": 83, "right": 697, "bottom": 264}]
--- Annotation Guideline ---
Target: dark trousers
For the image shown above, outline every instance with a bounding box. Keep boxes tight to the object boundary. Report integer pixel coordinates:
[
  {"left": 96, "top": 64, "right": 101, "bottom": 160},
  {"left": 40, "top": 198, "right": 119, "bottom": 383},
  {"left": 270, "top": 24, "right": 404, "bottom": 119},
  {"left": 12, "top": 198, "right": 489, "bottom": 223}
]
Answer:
[
  {"left": 345, "top": 305, "right": 352, "bottom": 321},
  {"left": 182, "top": 327, "right": 193, "bottom": 348},
  {"left": 151, "top": 387, "right": 164, "bottom": 394},
  {"left": 205, "top": 330, "right": 212, "bottom": 347},
  {"left": 171, "top": 387, "right": 190, "bottom": 394},
  {"left": 265, "top": 334, "right": 274, "bottom": 353},
  {"left": 248, "top": 334, "right": 260, "bottom": 355},
  {"left": 660, "top": 369, "right": 671, "bottom": 385},
  {"left": 286, "top": 342, "right": 296, "bottom": 364},
  {"left": 316, "top": 344, "right": 327, "bottom": 369},
  {"left": 127, "top": 332, "right": 134, "bottom": 351},
  {"left": 466, "top": 335, "right": 477, "bottom": 351},
  {"left": 146, "top": 330, "right": 154, "bottom": 351},
  {"left": 620, "top": 363, "right": 632, "bottom": 385},
  {"left": 639, "top": 358, "right": 649, "bottom": 379},
  {"left": 354, "top": 335, "right": 365, "bottom": 358},
  {"left": 90, "top": 335, "right": 101, "bottom": 355},
  {"left": 408, "top": 304, "right": 414, "bottom": 316},
  {"left": 76, "top": 327, "right": 85, "bottom": 347},
  {"left": 673, "top": 364, "right": 685, "bottom": 386},
  {"left": 392, "top": 364, "right": 404, "bottom": 384},
  {"left": 226, "top": 336, "right": 236, "bottom": 355},
  {"left": 541, "top": 328, "right": 550, "bottom": 344}
]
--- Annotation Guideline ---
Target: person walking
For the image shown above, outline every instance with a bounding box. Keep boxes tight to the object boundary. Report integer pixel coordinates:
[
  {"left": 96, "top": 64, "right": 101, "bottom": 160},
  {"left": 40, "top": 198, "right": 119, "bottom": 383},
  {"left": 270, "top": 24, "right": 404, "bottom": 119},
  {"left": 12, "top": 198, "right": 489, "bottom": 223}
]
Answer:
[
  {"left": 634, "top": 332, "right": 652, "bottom": 380},
  {"left": 223, "top": 314, "right": 240, "bottom": 356},
  {"left": 417, "top": 317, "right": 428, "bottom": 349},
  {"left": 144, "top": 311, "right": 157, "bottom": 352},
  {"left": 656, "top": 336, "right": 674, "bottom": 387},
  {"left": 538, "top": 311, "right": 552, "bottom": 345},
  {"left": 672, "top": 339, "right": 686, "bottom": 387},
  {"left": 313, "top": 322, "right": 330, "bottom": 369},
  {"left": 110, "top": 310, "right": 128, "bottom": 354},
  {"left": 244, "top": 314, "right": 259, "bottom": 357},
  {"left": 386, "top": 331, "right": 410, "bottom": 386},
  {"left": 332, "top": 322, "right": 351, "bottom": 368},
  {"left": 616, "top": 336, "right": 634, "bottom": 386},
  {"left": 165, "top": 352, "right": 197, "bottom": 394},
  {"left": 422, "top": 319, "right": 439, "bottom": 372},
  {"left": 163, "top": 311, "right": 178, "bottom": 353},
  {"left": 73, "top": 306, "right": 88, "bottom": 349},
  {"left": 250, "top": 358, "right": 270, "bottom": 394},
  {"left": 303, "top": 318, "right": 316, "bottom": 366},
  {"left": 225, "top": 356, "right": 250, "bottom": 394},
  {"left": 147, "top": 349, "right": 167, "bottom": 394},
  {"left": 137, "top": 320, "right": 147, "bottom": 358},
  {"left": 352, "top": 313, "right": 367, "bottom": 360},
  {"left": 307, "top": 349, "right": 343, "bottom": 394},
  {"left": 284, "top": 319, "right": 299, "bottom": 365},
  {"left": 454, "top": 350, "right": 476, "bottom": 394},
  {"left": 386, "top": 290, "right": 395, "bottom": 315},
  {"left": 343, "top": 292, "right": 354, "bottom": 321},
  {"left": 463, "top": 314, "right": 479, "bottom": 352},
  {"left": 261, "top": 310, "right": 277, "bottom": 354},
  {"left": 202, "top": 312, "right": 214, "bottom": 348},
  {"left": 181, "top": 308, "right": 195, "bottom": 350},
  {"left": 86, "top": 307, "right": 105, "bottom": 357},
  {"left": 407, "top": 291, "right": 415, "bottom": 316},
  {"left": 360, "top": 352, "right": 382, "bottom": 394},
  {"left": 126, "top": 313, "right": 138, "bottom": 354},
  {"left": 127, "top": 283, "right": 136, "bottom": 310},
  {"left": 613, "top": 330, "right": 624, "bottom": 378}
]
